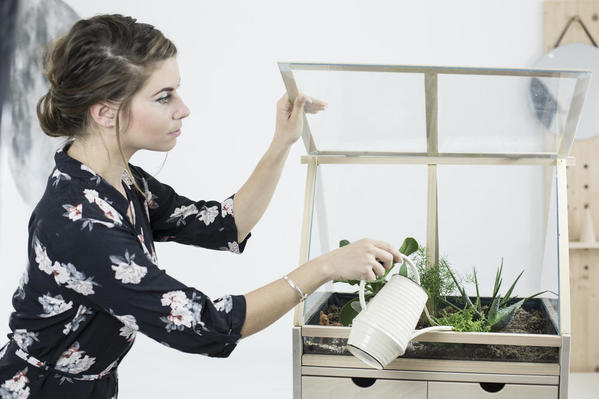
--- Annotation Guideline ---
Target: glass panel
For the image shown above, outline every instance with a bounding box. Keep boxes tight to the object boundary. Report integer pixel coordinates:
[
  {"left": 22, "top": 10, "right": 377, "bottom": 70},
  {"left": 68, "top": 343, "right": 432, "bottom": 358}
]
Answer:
[
  {"left": 304, "top": 292, "right": 559, "bottom": 362},
  {"left": 292, "top": 69, "right": 426, "bottom": 153},
  {"left": 303, "top": 163, "right": 428, "bottom": 323},
  {"left": 436, "top": 164, "right": 559, "bottom": 329},
  {"left": 437, "top": 74, "right": 576, "bottom": 154},
  {"left": 281, "top": 63, "right": 589, "bottom": 156}
]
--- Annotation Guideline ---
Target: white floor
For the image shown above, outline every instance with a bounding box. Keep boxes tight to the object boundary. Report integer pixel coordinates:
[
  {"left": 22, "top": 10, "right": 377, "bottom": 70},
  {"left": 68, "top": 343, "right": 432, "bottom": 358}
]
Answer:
[{"left": 569, "top": 373, "right": 599, "bottom": 397}]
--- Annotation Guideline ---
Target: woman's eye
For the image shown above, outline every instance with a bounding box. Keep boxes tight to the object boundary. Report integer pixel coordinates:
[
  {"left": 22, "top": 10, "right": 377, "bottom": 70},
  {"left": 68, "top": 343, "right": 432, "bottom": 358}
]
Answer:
[{"left": 157, "top": 94, "right": 171, "bottom": 104}]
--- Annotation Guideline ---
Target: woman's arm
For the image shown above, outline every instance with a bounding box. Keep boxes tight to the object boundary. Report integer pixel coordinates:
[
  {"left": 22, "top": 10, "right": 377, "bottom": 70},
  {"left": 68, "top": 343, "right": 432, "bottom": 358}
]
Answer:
[
  {"left": 240, "top": 238, "right": 402, "bottom": 338},
  {"left": 240, "top": 255, "right": 328, "bottom": 338},
  {"left": 233, "top": 139, "right": 291, "bottom": 243},
  {"left": 233, "top": 93, "right": 327, "bottom": 242}
]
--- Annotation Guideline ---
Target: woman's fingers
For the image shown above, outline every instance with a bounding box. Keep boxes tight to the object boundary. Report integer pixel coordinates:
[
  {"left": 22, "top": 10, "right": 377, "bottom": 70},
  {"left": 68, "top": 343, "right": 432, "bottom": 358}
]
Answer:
[
  {"left": 364, "top": 269, "right": 377, "bottom": 282},
  {"left": 373, "top": 239, "right": 403, "bottom": 263},
  {"left": 304, "top": 98, "right": 327, "bottom": 114},
  {"left": 371, "top": 246, "right": 394, "bottom": 271},
  {"left": 371, "top": 260, "right": 386, "bottom": 278},
  {"left": 281, "top": 92, "right": 327, "bottom": 114}
]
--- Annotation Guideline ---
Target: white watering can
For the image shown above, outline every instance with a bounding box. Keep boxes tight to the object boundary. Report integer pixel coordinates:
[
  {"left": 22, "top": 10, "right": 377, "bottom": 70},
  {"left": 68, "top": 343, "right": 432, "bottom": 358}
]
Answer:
[{"left": 346, "top": 253, "right": 453, "bottom": 369}]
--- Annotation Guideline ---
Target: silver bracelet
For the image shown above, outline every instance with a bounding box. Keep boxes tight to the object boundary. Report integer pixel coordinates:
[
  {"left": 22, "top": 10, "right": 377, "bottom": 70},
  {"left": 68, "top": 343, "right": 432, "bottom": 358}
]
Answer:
[{"left": 283, "top": 275, "right": 308, "bottom": 302}]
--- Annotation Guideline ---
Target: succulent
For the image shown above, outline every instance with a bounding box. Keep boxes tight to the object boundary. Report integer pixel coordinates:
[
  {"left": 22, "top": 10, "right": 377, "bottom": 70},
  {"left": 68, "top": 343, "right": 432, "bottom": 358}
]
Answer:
[{"left": 442, "top": 258, "right": 550, "bottom": 331}]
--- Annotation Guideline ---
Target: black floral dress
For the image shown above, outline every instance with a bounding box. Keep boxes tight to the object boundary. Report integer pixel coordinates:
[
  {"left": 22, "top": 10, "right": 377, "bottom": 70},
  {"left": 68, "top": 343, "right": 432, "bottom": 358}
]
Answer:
[{"left": 0, "top": 140, "right": 250, "bottom": 398}]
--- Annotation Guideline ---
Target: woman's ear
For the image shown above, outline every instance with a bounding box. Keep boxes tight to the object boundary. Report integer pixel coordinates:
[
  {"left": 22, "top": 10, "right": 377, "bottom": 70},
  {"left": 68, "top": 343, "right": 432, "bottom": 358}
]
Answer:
[{"left": 89, "top": 101, "right": 118, "bottom": 128}]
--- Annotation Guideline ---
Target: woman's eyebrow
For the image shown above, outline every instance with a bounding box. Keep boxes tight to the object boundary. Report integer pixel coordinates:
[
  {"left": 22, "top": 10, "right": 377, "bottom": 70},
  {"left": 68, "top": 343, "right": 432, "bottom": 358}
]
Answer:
[{"left": 152, "top": 79, "right": 182, "bottom": 96}]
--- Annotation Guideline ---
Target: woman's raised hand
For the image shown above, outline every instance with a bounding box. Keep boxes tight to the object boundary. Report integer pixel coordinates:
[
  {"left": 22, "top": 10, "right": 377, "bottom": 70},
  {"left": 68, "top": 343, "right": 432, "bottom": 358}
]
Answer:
[
  {"left": 273, "top": 92, "right": 327, "bottom": 148},
  {"left": 312, "top": 239, "right": 403, "bottom": 283}
]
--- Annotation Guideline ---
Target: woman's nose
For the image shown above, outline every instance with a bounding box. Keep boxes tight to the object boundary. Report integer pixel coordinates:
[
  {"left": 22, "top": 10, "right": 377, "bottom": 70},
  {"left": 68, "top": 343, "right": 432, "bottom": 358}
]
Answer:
[{"left": 174, "top": 101, "right": 191, "bottom": 120}]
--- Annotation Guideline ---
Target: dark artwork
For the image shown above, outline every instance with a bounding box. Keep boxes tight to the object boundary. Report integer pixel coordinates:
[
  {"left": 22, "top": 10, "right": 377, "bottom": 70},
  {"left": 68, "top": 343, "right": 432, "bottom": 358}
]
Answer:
[
  {"left": 0, "top": 0, "right": 18, "bottom": 123},
  {"left": 1, "top": 0, "right": 79, "bottom": 206},
  {"left": 529, "top": 77, "right": 558, "bottom": 131}
]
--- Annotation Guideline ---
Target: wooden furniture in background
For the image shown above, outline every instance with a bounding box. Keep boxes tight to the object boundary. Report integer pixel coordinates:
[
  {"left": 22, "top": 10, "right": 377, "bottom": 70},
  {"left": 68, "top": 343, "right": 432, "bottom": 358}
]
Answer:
[{"left": 544, "top": 0, "right": 599, "bottom": 373}]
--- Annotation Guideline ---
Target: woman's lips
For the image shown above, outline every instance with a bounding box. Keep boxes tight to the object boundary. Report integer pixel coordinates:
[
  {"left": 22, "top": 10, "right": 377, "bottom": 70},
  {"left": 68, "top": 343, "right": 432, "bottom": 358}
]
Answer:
[{"left": 170, "top": 129, "right": 181, "bottom": 136}]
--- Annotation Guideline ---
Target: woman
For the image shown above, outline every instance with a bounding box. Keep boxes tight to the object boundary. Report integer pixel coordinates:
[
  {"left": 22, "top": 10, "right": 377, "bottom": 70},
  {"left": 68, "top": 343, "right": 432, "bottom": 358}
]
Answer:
[{"left": 0, "top": 14, "right": 401, "bottom": 398}]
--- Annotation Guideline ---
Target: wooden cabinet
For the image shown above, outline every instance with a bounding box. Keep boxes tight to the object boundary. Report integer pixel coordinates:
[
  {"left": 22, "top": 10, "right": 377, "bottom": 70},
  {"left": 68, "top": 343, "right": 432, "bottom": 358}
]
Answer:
[
  {"left": 301, "top": 376, "right": 559, "bottom": 399},
  {"left": 302, "top": 376, "right": 426, "bottom": 399},
  {"left": 428, "top": 381, "right": 558, "bottom": 399}
]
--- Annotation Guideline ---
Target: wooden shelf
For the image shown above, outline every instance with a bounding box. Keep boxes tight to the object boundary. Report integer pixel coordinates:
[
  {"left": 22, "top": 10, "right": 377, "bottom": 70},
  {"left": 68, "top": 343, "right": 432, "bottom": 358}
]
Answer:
[{"left": 569, "top": 242, "right": 599, "bottom": 250}]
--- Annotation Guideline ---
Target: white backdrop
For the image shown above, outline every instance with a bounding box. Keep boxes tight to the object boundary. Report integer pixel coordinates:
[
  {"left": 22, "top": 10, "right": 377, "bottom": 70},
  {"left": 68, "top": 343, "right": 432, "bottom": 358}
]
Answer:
[{"left": 0, "top": 1, "right": 547, "bottom": 397}]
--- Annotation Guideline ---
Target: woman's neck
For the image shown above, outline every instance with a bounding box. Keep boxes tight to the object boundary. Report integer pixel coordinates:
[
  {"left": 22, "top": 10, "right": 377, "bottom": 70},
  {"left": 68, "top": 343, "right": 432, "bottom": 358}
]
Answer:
[{"left": 66, "top": 137, "right": 132, "bottom": 193}]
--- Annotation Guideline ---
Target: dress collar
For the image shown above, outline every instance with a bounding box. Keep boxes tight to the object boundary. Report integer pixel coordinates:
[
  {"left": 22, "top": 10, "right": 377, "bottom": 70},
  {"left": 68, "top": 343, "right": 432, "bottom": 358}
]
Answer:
[{"left": 54, "top": 140, "right": 133, "bottom": 217}]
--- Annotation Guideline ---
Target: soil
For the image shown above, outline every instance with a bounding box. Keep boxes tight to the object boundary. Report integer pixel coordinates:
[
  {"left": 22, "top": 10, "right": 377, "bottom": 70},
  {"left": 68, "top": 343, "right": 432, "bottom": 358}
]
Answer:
[{"left": 304, "top": 294, "right": 559, "bottom": 363}]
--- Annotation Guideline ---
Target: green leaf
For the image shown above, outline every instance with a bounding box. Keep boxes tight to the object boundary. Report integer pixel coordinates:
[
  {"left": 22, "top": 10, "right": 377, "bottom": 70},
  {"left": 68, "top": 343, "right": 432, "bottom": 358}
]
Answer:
[
  {"left": 499, "top": 270, "right": 524, "bottom": 307},
  {"left": 350, "top": 300, "right": 362, "bottom": 313},
  {"left": 368, "top": 280, "right": 387, "bottom": 296},
  {"left": 487, "top": 295, "right": 501, "bottom": 324},
  {"left": 399, "top": 237, "right": 419, "bottom": 256},
  {"left": 473, "top": 268, "right": 481, "bottom": 313},
  {"left": 438, "top": 296, "right": 464, "bottom": 313},
  {"left": 489, "top": 298, "right": 525, "bottom": 331},
  {"left": 340, "top": 298, "right": 360, "bottom": 326},
  {"left": 444, "top": 264, "right": 481, "bottom": 317},
  {"left": 340, "top": 296, "right": 372, "bottom": 326},
  {"left": 398, "top": 262, "right": 408, "bottom": 277},
  {"left": 339, "top": 239, "right": 350, "bottom": 247},
  {"left": 525, "top": 290, "right": 550, "bottom": 301},
  {"left": 492, "top": 259, "right": 504, "bottom": 300}
]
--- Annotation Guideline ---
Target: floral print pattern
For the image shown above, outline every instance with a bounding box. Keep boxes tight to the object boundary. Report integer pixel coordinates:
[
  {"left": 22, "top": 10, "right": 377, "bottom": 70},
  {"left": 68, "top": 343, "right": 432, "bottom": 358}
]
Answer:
[
  {"left": 38, "top": 293, "right": 73, "bottom": 318},
  {"left": 221, "top": 198, "right": 234, "bottom": 218},
  {"left": 12, "top": 331, "right": 39, "bottom": 353},
  {"left": 34, "top": 236, "right": 98, "bottom": 295},
  {"left": 198, "top": 205, "right": 219, "bottom": 226},
  {"left": 109, "top": 250, "right": 147, "bottom": 284},
  {"left": 13, "top": 271, "right": 28, "bottom": 301},
  {"left": 166, "top": 204, "right": 198, "bottom": 226},
  {"left": 212, "top": 295, "right": 233, "bottom": 314},
  {"left": 80, "top": 164, "right": 101, "bottom": 185},
  {"left": 0, "top": 368, "right": 30, "bottom": 399},
  {"left": 83, "top": 189, "right": 123, "bottom": 226},
  {"left": 108, "top": 311, "right": 138, "bottom": 342},
  {"left": 160, "top": 291, "right": 205, "bottom": 333},
  {"left": 55, "top": 342, "right": 96, "bottom": 377},
  {"left": 51, "top": 168, "right": 71, "bottom": 188},
  {"left": 1, "top": 141, "right": 249, "bottom": 397},
  {"left": 63, "top": 306, "right": 93, "bottom": 335}
]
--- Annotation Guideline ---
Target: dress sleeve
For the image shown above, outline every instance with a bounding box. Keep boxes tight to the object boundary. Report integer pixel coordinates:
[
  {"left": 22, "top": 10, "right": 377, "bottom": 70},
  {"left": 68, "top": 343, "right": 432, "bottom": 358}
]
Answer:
[
  {"left": 130, "top": 165, "right": 251, "bottom": 253},
  {"left": 37, "top": 214, "right": 247, "bottom": 358}
]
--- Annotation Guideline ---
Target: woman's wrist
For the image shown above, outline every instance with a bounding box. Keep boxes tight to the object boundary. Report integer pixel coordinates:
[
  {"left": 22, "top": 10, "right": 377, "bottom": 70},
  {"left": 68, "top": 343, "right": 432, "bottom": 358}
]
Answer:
[
  {"left": 303, "top": 256, "right": 333, "bottom": 285},
  {"left": 269, "top": 133, "right": 293, "bottom": 155}
]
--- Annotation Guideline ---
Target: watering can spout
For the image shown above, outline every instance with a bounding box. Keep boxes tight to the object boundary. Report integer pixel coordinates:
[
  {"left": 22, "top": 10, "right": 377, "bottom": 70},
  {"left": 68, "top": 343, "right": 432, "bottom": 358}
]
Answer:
[{"left": 410, "top": 325, "right": 453, "bottom": 340}]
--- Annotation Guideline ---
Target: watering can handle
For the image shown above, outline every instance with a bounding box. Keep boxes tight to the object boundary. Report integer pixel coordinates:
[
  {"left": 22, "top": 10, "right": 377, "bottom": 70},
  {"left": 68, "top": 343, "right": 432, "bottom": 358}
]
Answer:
[{"left": 358, "top": 253, "right": 420, "bottom": 311}]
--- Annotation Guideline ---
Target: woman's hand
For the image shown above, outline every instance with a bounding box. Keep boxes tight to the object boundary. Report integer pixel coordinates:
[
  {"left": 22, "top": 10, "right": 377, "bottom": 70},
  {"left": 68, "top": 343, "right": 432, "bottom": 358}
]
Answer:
[
  {"left": 311, "top": 238, "right": 403, "bottom": 282},
  {"left": 273, "top": 92, "right": 327, "bottom": 148}
]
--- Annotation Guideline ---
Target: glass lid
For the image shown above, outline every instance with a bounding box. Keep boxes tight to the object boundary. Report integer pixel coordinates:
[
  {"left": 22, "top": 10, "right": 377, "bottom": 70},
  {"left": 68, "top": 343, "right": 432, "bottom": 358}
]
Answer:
[{"left": 278, "top": 63, "right": 591, "bottom": 158}]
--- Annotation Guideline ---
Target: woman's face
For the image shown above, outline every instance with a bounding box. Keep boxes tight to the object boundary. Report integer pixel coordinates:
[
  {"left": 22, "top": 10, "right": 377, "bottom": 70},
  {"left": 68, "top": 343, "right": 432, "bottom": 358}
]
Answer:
[{"left": 121, "top": 57, "right": 190, "bottom": 152}]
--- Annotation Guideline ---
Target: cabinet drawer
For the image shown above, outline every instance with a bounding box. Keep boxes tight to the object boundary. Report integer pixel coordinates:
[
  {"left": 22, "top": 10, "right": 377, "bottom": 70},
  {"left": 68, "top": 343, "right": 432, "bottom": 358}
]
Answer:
[
  {"left": 302, "top": 376, "right": 426, "bottom": 399},
  {"left": 428, "top": 381, "right": 558, "bottom": 399}
]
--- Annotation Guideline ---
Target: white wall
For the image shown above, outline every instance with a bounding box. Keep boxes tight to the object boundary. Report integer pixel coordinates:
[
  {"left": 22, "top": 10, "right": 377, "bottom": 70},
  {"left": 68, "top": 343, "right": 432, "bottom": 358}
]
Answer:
[{"left": 0, "top": 0, "right": 547, "bottom": 397}]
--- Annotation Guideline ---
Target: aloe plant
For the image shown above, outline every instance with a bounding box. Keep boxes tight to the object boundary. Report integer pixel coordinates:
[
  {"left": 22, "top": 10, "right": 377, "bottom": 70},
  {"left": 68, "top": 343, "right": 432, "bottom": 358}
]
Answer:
[
  {"left": 442, "top": 258, "right": 550, "bottom": 331},
  {"left": 333, "top": 237, "right": 419, "bottom": 326}
]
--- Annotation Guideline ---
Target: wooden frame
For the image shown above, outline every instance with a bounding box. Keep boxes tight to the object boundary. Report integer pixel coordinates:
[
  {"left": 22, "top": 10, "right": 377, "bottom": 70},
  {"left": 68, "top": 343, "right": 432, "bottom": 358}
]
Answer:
[{"left": 285, "top": 62, "right": 587, "bottom": 399}]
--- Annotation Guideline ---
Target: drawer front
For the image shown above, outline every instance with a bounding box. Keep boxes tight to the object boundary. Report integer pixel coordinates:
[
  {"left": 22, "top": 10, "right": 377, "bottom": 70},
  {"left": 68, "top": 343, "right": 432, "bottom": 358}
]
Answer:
[
  {"left": 302, "top": 376, "right": 426, "bottom": 399},
  {"left": 428, "top": 381, "right": 558, "bottom": 399}
]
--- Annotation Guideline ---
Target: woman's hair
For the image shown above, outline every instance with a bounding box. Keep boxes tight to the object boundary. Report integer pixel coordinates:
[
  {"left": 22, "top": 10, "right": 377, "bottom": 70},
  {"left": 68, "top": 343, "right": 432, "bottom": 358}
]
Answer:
[{"left": 36, "top": 14, "right": 177, "bottom": 200}]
